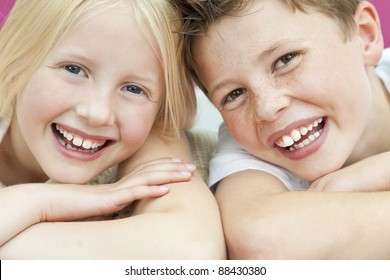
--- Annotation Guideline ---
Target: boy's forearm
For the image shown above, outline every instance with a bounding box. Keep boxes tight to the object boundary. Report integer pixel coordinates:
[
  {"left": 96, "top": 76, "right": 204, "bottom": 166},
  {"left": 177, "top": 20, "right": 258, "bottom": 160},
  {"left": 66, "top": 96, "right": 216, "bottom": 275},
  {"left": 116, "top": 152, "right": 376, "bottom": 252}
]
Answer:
[
  {"left": 216, "top": 170, "right": 390, "bottom": 259},
  {"left": 246, "top": 192, "right": 390, "bottom": 259},
  {"left": 310, "top": 151, "right": 390, "bottom": 192}
]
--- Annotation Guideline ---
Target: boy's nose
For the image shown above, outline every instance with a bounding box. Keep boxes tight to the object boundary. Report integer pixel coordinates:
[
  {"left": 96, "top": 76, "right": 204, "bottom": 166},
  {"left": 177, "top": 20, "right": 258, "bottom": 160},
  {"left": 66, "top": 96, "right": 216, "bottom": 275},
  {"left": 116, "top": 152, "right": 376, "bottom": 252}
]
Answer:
[
  {"left": 75, "top": 90, "right": 115, "bottom": 127},
  {"left": 251, "top": 86, "right": 289, "bottom": 123}
]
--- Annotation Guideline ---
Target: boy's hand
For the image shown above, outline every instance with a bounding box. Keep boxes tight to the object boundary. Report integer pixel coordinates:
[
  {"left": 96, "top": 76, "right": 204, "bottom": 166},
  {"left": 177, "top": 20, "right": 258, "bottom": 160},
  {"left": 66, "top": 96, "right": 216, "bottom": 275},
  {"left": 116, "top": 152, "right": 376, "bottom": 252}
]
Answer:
[{"left": 309, "top": 152, "right": 390, "bottom": 192}]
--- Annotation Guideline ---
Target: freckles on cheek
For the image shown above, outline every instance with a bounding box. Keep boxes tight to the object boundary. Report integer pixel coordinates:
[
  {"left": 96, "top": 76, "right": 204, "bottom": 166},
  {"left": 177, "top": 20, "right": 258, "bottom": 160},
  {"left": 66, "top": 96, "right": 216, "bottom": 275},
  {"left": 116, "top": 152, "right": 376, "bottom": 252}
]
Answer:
[{"left": 226, "top": 116, "right": 247, "bottom": 136}]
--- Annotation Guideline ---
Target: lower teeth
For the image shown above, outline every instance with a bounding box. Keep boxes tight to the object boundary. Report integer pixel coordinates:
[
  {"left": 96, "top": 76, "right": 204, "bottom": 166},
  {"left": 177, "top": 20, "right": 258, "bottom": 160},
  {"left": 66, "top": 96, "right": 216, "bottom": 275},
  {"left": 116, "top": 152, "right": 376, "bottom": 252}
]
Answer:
[{"left": 288, "top": 129, "right": 323, "bottom": 151}]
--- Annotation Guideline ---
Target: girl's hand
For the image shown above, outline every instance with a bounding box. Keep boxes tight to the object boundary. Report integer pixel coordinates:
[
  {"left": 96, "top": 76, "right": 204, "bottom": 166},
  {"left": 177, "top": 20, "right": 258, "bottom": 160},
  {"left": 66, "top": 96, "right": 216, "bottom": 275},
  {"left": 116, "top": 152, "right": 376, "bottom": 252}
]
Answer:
[
  {"left": 309, "top": 152, "right": 390, "bottom": 192},
  {"left": 116, "top": 157, "right": 196, "bottom": 187},
  {"left": 40, "top": 157, "right": 196, "bottom": 222},
  {"left": 0, "top": 157, "right": 195, "bottom": 247}
]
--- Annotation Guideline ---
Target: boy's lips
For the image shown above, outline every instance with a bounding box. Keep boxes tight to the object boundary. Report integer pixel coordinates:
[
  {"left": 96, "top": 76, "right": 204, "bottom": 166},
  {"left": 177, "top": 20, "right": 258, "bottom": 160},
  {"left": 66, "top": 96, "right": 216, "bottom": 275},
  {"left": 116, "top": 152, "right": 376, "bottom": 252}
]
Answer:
[
  {"left": 274, "top": 117, "right": 325, "bottom": 151},
  {"left": 52, "top": 123, "right": 113, "bottom": 154}
]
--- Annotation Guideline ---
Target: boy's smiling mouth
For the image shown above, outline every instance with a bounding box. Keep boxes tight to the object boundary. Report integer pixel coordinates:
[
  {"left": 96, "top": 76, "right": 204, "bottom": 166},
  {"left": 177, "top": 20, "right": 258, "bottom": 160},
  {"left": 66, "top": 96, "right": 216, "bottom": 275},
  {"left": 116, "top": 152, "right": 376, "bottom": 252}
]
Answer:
[
  {"left": 52, "top": 124, "right": 111, "bottom": 154},
  {"left": 275, "top": 117, "right": 325, "bottom": 151}
]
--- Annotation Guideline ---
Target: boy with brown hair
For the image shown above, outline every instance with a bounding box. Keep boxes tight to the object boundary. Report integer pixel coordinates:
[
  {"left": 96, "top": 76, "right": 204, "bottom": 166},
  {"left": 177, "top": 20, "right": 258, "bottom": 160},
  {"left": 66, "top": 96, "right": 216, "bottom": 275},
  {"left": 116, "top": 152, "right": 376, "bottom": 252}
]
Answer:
[{"left": 177, "top": 0, "right": 390, "bottom": 259}]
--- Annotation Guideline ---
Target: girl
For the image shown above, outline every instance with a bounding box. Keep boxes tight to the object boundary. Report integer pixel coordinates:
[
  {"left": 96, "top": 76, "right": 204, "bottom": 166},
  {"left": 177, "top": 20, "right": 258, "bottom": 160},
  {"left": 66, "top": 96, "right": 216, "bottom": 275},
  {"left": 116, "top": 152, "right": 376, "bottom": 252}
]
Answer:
[{"left": 0, "top": 0, "right": 225, "bottom": 259}]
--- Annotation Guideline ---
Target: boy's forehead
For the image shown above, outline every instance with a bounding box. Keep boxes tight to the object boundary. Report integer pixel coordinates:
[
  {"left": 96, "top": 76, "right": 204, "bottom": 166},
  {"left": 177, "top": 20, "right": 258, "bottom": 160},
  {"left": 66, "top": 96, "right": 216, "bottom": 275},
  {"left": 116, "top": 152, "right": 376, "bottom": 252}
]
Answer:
[
  {"left": 202, "top": 0, "right": 341, "bottom": 43},
  {"left": 192, "top": 0, "right": 346, "bottom": 89}
]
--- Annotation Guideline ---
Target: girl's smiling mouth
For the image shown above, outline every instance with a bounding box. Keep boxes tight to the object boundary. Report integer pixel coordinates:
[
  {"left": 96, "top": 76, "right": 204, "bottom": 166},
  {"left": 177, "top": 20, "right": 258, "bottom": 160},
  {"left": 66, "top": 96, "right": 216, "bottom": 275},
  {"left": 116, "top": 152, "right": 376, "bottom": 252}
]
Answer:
[
  {"left": 274, "top": 117, "right": 325, "bottom": 152},
  {"left": 52, "top": 123, "right": 113, "bottom": 154}
]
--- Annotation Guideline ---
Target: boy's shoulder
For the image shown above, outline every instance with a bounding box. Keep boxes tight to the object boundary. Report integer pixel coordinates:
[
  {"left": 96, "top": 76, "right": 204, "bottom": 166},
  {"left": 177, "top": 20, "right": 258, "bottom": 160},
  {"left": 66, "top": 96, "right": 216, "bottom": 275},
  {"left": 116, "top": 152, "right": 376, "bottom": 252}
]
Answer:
[{"left": 375, "top": 48, "right": 390, "bottom": 93}]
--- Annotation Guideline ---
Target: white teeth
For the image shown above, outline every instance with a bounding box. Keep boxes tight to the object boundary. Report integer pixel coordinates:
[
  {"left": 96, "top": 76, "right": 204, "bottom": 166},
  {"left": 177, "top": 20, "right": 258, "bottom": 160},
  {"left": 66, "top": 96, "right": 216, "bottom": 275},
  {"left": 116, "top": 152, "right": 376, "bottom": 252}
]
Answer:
[
  {"left": 290, "top": 130, "right": 301, "bottom": 142},
  {"left": 72, "top": 136, "right": 83, "bottom": 147},
  {"left": 282, "top": 135, "right": 294, "bottom": 147},
  {"left": 275, "top": 118, "right": 324, "bottom": 150},
  {"left": 82, "top": 140, "right": 93, "bottom": 149},
  {"left": 300, "top": 127, "right": 308, "bottom": 136},
  {"left": 66, "top": 133, "right": 73, "bottom": 141},
  {"left": 55, "top": 125, "right": 106, "bottom": 151}
]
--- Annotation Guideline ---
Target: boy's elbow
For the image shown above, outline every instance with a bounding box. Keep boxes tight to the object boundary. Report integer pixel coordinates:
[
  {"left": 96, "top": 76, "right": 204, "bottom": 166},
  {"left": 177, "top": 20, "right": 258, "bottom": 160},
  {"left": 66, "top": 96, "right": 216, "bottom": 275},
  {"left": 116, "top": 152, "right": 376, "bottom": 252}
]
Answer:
[
  {"left": 185, "top": 240, "right": 226, "bottom": 259},
  {"left": 169, "top": 234, "right": 226, "bottom": 259},
  {"left": 225, "top": 217, "right": 293, "bottom": 260}
]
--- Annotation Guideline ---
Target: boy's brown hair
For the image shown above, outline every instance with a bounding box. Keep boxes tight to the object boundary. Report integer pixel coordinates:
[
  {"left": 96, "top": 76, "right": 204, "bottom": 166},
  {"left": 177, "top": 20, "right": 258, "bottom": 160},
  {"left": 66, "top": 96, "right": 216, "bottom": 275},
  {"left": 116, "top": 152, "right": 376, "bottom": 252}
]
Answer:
[{"left": 176, "top": 0, "right": 362, "bottom": 95}]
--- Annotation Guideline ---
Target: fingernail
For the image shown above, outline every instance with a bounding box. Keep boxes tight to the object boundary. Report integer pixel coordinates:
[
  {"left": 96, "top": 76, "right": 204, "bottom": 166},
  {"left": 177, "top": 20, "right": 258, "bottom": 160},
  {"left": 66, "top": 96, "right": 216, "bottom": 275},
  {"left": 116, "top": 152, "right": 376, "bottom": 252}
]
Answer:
[
  {"left": 158, "top": 186, "right": 169, "bottom": 191},
  {"left": 185, "top": 164, "right": 196, "bottom": 171},
  {"left": 180, "top": 171, "right": 192, "bottom": 176}
]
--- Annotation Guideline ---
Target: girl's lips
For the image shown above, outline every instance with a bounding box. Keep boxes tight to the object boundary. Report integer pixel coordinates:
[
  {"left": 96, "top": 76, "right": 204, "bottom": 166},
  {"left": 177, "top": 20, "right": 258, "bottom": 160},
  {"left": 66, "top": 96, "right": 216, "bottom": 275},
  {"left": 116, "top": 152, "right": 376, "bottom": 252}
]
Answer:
[{"left": 51, "top": 123, "right": 115, "bottom": 160}]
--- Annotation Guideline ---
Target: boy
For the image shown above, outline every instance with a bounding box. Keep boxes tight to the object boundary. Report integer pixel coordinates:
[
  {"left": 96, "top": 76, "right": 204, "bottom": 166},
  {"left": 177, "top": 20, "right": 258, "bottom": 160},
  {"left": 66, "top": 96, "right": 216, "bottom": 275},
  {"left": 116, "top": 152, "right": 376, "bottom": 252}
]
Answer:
[{"left": 178, "top": 0, "right": 390, "bottom": 259}]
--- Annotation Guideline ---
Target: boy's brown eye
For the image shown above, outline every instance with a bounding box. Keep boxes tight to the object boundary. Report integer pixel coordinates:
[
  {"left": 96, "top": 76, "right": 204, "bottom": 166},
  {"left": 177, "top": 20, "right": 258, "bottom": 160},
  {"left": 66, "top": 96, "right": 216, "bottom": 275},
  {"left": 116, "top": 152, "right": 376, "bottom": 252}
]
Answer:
[
  {"left": 224, "top": 88, "right": 246, "bottom": 103},
  {"left": 280, "top": 54, "right": 295, "bottom": 64},
  {"left": 274, "top": 53, "right": 296, "bottom": 70}
]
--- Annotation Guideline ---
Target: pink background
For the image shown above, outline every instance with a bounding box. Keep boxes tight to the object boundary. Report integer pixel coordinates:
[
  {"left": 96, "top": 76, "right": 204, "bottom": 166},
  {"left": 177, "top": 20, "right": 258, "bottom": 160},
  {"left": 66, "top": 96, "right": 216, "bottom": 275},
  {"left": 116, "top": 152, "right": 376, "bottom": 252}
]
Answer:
[{"left": 0, "top": 0, "right": 389, "bottom": 46}]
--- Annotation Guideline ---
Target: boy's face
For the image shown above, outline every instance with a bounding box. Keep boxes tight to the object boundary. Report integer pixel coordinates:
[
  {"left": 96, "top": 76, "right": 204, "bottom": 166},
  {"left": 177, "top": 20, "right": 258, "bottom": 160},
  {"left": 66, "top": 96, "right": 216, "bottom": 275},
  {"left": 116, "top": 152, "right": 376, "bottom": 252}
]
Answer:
[
  {"left": 15, "top": 6, "right": 164, "bottom": 183},
  {"left": 193, "top": 0, "right": 375, "bottom": 181}
]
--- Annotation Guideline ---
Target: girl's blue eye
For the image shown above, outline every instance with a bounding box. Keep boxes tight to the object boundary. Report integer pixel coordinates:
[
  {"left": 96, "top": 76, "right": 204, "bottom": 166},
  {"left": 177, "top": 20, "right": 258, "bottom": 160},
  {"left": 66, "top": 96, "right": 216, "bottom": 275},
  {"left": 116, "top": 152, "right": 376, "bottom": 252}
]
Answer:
[
  {"left": 125, "top": 85, "right": 143, "bottom": 94},
  {"left": 64, "top": 64, "right": 82, "bottom": 75}
]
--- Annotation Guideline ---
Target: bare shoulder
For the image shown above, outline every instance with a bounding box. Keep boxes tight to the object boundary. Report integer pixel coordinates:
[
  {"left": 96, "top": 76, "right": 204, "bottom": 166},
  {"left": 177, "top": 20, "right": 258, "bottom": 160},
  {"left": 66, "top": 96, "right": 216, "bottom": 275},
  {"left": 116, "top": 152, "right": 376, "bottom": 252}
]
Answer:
[
  {"left": 118, "top": 131, "right": 192, "bottom": 177},
  {"left": 215, "top": 169, "right": 289, "bottom": 201}
]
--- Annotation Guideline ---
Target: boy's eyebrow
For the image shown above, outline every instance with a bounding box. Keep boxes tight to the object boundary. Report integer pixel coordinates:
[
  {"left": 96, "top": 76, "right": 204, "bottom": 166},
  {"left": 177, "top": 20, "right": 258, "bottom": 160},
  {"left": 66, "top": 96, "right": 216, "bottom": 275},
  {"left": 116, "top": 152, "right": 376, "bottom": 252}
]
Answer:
[{"left": 207, "top": 38, "right": 294, "bottom": 95}]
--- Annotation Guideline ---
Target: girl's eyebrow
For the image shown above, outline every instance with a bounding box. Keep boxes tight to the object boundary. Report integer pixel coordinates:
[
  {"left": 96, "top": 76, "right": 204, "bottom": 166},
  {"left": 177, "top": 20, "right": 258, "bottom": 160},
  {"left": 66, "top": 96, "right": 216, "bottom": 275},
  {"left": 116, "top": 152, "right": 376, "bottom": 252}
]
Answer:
[{"left": 55, "top": 49, "right": 96, "bottom": 66}]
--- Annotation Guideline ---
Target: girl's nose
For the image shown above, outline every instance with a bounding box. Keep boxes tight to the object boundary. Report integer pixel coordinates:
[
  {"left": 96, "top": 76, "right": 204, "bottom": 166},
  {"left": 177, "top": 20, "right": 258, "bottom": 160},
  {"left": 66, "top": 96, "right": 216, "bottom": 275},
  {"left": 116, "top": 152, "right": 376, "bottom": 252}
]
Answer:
[{"left": 75, "top": 90, "right": 115, "bottom": 127}]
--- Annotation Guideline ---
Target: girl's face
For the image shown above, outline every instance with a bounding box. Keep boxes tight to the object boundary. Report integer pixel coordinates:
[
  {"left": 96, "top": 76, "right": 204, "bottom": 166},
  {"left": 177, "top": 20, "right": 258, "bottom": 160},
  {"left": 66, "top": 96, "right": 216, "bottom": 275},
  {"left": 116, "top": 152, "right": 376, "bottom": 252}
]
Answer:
[
  {"left": 15, "top": 6, "right": 164, "bottom": 183},
  {"left": 193, "top": 0, "right": 377, "bottom": 181}
]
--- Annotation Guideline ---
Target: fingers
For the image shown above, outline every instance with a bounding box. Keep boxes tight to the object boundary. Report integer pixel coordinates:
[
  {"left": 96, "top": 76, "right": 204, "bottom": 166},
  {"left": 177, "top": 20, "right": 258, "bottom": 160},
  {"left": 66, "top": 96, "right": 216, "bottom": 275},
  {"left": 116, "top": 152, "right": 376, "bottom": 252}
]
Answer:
[
  {"left": 118, "top": 158, "right": 196, "bottom": 188},
  {"left": 43, "top": 184, "right": 169, "bottom": 222},
  {"left": 117, "top": 185, "right": 169, "bottom": 202},
  {"left": 131, "top": 157, "right": 196, "bottom": 174},
  {"left": 106, "top": 185, "right": 169, "bottom": 211}
]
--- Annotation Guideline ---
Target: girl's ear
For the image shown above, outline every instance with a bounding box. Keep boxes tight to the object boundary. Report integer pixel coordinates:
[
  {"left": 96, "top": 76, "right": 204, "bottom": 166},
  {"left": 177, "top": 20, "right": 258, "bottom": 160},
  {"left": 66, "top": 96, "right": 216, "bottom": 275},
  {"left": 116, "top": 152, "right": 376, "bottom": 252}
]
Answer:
[{"left": 354, "top": 1, "right": 384, "bottom": 66}]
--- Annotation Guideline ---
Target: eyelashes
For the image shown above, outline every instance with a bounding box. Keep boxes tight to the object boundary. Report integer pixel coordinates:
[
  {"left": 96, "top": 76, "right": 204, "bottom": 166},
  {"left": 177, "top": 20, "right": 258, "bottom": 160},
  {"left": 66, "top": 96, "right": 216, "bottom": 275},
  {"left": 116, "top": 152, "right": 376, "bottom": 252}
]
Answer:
[
  {"left": 223, "top": 88, "right": 247, "bottom": 105},
  {"left": 64, "top": 64, "right": 86, "bottom": 77},
  {"left": 273, "top": 52, "right": 298, "bottom": 72},
  {"left": 217, "top": 51, "right": 304, "bottom": 109},
  {"left": 62, "top": 64, "right": 149, "bottom": 98}
]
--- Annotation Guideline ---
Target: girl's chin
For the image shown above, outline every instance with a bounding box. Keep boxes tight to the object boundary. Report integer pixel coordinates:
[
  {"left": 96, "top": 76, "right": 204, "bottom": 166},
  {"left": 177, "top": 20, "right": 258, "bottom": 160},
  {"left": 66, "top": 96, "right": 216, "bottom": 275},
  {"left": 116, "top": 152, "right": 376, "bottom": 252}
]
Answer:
[{"left": 46, "top": 172, "right": 96, "bottom": 184}]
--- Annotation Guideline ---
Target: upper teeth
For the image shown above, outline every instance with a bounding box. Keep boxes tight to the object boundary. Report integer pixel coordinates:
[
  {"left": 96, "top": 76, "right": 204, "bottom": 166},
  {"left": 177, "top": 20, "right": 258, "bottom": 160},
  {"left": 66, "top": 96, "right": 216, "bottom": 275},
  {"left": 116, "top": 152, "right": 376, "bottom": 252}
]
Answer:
[
  {"left": 56, "top": 124, "right": 106, "bottom": 150},
  {"left": 276, "top": 118, "right": 323, "bottom": 150}
]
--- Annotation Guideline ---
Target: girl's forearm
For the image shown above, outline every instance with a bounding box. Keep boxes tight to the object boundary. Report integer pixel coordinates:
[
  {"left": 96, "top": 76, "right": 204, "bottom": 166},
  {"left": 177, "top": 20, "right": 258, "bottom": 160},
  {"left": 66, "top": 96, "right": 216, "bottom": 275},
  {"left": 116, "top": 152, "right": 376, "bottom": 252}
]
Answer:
[
  {"left": 0, "top": 178, "right": 225, "bottom": 259},
  {"left": 0, "top": 185, "right": 42, "bottom": 247}
]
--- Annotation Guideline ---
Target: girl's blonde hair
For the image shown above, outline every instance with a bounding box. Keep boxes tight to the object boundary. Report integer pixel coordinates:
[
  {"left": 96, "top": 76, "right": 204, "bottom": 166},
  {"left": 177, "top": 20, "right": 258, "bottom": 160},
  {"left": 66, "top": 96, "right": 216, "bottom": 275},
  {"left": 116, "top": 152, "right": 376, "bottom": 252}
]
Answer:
[{"left": 0, "top": 0, "right": 196, "bottom": 137}]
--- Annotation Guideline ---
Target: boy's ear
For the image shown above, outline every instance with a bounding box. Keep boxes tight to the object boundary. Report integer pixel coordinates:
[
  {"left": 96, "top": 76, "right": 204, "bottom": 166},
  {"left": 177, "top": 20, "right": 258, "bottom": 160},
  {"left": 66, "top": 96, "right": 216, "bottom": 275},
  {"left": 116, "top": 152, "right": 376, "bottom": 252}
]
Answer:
[{"left": 354, "top": 1, "right": 384, "bottom": 66}]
